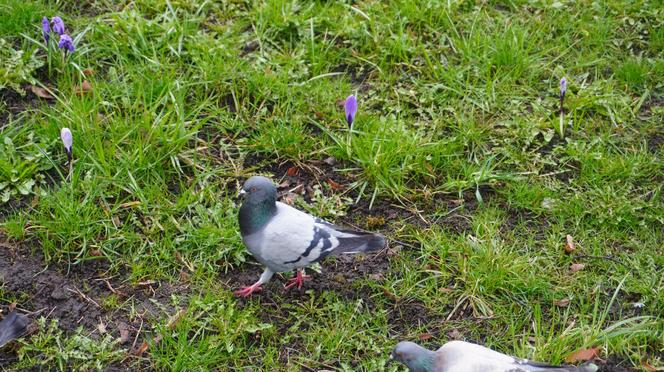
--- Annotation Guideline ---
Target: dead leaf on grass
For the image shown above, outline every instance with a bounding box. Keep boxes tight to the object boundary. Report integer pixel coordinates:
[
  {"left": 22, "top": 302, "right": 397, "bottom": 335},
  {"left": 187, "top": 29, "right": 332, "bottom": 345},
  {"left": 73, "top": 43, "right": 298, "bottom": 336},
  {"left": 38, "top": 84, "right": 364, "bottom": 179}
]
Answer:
[
  {"left": 166, "top": 309, "right": 187, "bottom": 330},
  {"left": 30, "top": 85, "right": 54, "bottom": 99},
  {"left": 642, "top": 362, "right": 657, "bottom": 372},
  {"left": 277, "top": 179, "right": 291, "bottom": 189},
  {"left": 119, "top": 201, "right": 141, "bottom": 209},
  {"left": 326, "top": 178, "right": 343, "bottom": 190},
  {"left": 89, "top": 249, "right": 102, "bottom": 257},
  {"left": 286, "top": 166, "right": 298, "bottom": 176},
  {"left": 323, "top": 156, "right": 336, "bottom": 166},
  {"left": 118, "top": 323, "right": 131, "bottom": 344},
  {"left": 74, "top": 80, "right": 93, "bottom": 96},
  {"left": 418, "top": 333, "right": 433, "bottom": 341},
  {"left": 82, "top": 68, "right": 94, "bottom": 76},
  {"left": 554, "top": 298, "right": 570, "bottom": 307},
  {"left": 565, "top": 234, "right": 575, "bottom": 253},
  {"left": 565, "top": 347, "right": 600, "bottom": 363},
  {"left": 97, "top": 319, "right": 107, "bottom": 334},
  {"left": 131, "top": 341, "right": 149, "bottom": 356},
  {"left": 570, "top": 263, "right": 585, "bottom": 273}
]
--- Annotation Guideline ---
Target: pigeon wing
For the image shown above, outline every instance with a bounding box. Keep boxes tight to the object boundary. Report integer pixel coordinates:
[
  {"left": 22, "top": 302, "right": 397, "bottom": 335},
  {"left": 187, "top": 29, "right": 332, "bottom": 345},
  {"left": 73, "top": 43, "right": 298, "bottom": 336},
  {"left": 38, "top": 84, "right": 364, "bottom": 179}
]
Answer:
[
  {"left": 435, "top": 341, "right": 598, "bottom": 372},
  {"left": 256, "top": 202, "right": 384, "bottom": 271}
]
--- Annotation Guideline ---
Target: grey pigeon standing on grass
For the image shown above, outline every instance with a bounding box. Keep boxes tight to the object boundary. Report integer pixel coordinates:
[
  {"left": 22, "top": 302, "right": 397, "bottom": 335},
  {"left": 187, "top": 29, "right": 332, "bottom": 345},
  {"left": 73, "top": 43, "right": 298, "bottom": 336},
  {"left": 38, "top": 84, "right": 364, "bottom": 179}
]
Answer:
[
  {"left": 0, "top": 310, "right": 29, "bottom": 348},
  {"left": 235, "top": 176, "right": 386, "bottom": 297},
  {"left": 391, "top": 341, "right": 598, "bottom": 372}
]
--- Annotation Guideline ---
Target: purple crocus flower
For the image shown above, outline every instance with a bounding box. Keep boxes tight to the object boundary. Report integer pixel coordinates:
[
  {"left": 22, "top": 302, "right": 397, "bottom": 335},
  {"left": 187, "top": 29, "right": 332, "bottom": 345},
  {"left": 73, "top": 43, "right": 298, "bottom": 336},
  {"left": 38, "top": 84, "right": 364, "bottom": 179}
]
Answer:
[
  {"left": 42, "top": 17, "right": 50, "bottom": 44},
  {"left": 344, "top": 95, "right": 357, "bottom": 126},
  {"left": 560, "top": 77, "right": 567, "bottom": 98},
  {"left": 61, "top": 127, "right": 73, "bottom": 162},
  {"left": 58, "top": 34, "right": 75, "bottom": 53},
  {"left": 51, "top": 16, "right": 65, "bottom": 35}
]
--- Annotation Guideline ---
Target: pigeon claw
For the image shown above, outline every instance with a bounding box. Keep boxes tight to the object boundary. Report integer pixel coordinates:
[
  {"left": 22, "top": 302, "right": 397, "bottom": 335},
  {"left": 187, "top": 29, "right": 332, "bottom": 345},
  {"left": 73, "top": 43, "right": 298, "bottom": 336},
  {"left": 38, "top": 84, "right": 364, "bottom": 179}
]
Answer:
[
  {"left": 234, "top": 284, "right": 262, "bottom": 297},
  {"left": 284, "top": 270, "right": 312, "bottom": 290}
]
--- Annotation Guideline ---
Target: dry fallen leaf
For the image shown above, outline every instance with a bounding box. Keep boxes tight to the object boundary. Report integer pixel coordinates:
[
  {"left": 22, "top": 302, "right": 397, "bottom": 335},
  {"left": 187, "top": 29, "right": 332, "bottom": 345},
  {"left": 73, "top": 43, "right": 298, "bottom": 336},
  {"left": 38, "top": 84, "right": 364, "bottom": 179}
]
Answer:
[
  {"left": 323, "top": 156, "right": 337, "bottom": 166},
  {"left": 554, "top": 298, "right": 570, "bottom": 307},
  {"left": 89, "top": 249, "right": 102, "bottom": 257},
  {"left": 30, "top": 85, "right": 54, "bottom": 99},
  {"left": 97, "top": 319, "right": 107, "bottom": 334},
  {"left": 131, "top": 341, "right": 149, "bottom": 356},
  {"left": 439, "top": 287, "right": 453, "bottom": 294},
  {"left": 565, "top": 234, "right": 575, "bottom": 253},
  {"left": 119, "top": 201, "right": 141, "bottom": 209},
  {"left": 642, "top": 362, "right": 657, "bottom": 372},
  {"left": 166, "top": 309, "right": 187, "bottom": 330},
  {"left": 82, "top": 68, "right": 94, "bottom": 76},
  {"left": 277, "top": 180, "right": 291, "bottom": 189},
  {"left": 74, "top": 80, "right": 93, "bottom": 96},
  {"left": 570, "top": 263, "right": 585, "bottom": 273},
  {"left": 418, "top": 333, "right": 433, "bottom": 341},
  {"left": 286, "top": 166, "right": 298, "bottom": 176},
  {"left": 326, "top": 179, "right": 343, "bottom": 190},
  {"left": 565, "top": 347, "right": 600, "bottom": 363},
  {"left": 118, "top": 323, "right": 131, "bottom": 344}
]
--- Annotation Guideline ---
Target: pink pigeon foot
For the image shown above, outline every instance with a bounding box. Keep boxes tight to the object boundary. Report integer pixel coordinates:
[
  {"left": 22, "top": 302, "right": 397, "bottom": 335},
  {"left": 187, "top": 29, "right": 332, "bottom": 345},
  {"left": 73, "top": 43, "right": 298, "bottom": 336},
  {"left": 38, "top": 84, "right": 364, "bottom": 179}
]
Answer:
[
  {"left": 234, "top": 283, "right": 262, "bottom": 297},
  {"left": 284, "top": 270, "right": 312, "bottom": 290}
]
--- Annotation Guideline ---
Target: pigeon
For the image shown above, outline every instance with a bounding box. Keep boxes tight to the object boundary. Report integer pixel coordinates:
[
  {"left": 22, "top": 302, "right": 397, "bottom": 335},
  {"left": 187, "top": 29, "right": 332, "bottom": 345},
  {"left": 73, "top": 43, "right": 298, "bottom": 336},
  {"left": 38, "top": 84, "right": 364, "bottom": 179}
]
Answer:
[
  {"left": 0, "top": 310, "right": 29, "bottom": 348},
  {"left": 391, "top": 341, "right": 598, "bottom": 372},
  {"left": 235, "top": 176, "right": 386, "bottom": 297}
]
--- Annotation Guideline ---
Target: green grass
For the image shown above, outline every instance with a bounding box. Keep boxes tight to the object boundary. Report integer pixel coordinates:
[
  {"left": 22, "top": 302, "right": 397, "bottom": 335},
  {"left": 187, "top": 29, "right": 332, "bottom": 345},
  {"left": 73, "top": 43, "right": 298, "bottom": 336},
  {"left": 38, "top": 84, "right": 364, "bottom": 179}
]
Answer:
[{"left": 0, "top": 0, "right": 662, "bottom": 370}]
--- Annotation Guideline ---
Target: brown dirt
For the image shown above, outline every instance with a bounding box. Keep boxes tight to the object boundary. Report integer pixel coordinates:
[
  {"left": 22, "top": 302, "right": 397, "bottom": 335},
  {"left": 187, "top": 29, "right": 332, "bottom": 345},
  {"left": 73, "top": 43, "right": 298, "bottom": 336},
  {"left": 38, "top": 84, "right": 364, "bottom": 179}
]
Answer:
[
  {"left": 0, "top": 87, "right": 47, "bottom": 131},
  {"left": 0, "top": 234, "right": 186, "bottom": 369}
]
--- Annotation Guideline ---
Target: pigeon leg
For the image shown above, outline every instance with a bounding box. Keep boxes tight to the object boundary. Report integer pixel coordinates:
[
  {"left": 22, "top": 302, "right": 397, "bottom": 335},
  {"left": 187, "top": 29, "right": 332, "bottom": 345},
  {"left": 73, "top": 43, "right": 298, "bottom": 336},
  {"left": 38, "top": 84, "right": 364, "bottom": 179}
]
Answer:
[
  {"left": 235, "top": 268, "right": 274, "bottom": 297},
  {"left": 284, "top": 269, "right": 312, "bottom": 290}
]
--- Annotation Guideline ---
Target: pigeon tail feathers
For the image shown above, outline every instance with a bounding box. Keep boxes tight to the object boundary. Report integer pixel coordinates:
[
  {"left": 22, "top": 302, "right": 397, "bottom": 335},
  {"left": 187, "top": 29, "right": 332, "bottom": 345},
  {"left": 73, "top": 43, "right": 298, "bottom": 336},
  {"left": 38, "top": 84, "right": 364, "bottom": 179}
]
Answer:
[
  {"left": 333, "top": 232, "right": 386, "bottom": 254},
  {"left": 520, "top": 362, "right": 599, "bottom": 372},
  {"left": 0, "top": 310, "right": 29, "bottom": 347}
]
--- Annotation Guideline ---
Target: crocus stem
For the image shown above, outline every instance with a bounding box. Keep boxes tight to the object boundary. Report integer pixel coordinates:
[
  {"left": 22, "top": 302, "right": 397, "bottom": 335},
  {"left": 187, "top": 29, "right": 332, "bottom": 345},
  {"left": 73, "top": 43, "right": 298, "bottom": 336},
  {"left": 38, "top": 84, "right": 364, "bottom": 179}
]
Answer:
[
  {"left": 559, "top": 94, "right": 565, "bottom": 138},
  {"left": 347, "top": 121, "right": 354, "bottom": 157},
  {"left": 66, "top": 151, "right": 73, "bottom": 178}
]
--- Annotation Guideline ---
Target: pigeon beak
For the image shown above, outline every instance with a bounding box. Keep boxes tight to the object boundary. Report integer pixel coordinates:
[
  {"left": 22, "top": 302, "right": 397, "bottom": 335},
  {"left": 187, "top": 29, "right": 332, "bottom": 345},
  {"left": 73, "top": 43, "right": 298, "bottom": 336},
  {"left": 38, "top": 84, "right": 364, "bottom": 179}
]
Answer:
[{"left": 238, "top": 189, "right": 246, "bottom": 198}]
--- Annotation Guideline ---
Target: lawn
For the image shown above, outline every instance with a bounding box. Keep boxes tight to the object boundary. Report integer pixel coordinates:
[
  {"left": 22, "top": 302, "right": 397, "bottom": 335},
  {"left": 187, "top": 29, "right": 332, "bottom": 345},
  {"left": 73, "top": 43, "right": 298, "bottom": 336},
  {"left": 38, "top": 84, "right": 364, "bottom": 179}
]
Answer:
[{"left": 0, "top": 0, "right": 662, "bottom": 370}]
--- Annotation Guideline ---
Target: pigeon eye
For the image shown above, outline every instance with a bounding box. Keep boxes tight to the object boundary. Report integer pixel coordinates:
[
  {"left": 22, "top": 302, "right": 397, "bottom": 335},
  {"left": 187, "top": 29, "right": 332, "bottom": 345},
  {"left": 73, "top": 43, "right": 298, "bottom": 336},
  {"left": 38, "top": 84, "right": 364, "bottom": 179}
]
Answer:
[{"left": 250, "top": 187, "right": 257, "bottom": 192}]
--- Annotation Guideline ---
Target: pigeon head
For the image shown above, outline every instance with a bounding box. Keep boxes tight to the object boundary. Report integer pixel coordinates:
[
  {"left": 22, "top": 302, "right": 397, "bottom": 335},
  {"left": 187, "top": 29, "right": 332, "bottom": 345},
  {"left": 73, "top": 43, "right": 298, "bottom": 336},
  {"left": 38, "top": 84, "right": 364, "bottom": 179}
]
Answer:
[
  {"left": 238, "top": 176, "right": 278, "bottom": 235},
  {"left": 391, "top": 342, "right": 435, "bottom": 372},
  {"left": 240, "top": 176, "right": 277, "bottom": 204}
]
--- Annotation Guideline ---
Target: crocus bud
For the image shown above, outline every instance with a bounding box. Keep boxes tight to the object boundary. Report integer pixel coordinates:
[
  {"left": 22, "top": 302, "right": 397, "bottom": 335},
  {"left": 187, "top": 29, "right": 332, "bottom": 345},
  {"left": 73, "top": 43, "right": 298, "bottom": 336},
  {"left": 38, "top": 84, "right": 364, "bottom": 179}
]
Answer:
[
  {"left": 344, "top": 95, "right": 357, "bottom": 126},
  {"left": 560, "top": 77, "right": 567, "bottom": 98},
  {"left": 51, "top": 16, "right": 65, "bottom": 35},
  {"left": 58, "top": 34, "right": 75, "bottom": 53},
  {"left": 61, "top": 128, "right": 73, "bottom": 155},
  {"left": 42, "top": 17, "right": 50, "bottom": 44}
]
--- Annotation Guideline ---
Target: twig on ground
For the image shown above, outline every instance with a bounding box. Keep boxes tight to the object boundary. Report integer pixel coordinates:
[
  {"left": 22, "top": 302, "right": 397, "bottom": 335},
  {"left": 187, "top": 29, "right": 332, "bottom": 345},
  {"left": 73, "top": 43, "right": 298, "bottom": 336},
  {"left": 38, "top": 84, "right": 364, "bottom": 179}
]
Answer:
[{"left": 65, "top": 287, "right": 101, "bottom": 308}]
